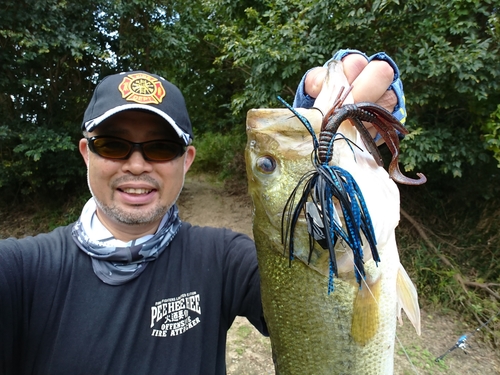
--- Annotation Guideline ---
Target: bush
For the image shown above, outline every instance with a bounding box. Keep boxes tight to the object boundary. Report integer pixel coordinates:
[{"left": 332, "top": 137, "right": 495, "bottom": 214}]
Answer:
[
  {"left": 397, "top": 164, "right": 500, "bottom": 347},
  {"left": 189, "top": 129, "right": 247, "bottom": 180},
  {"left": 0, "top": 125, "right": 85, "bottom": 203}
]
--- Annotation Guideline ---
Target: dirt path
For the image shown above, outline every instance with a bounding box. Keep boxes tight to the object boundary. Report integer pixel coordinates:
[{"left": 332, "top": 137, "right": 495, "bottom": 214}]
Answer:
[{"left": 178, "top": 174, "right": 500, "bottom": 375}]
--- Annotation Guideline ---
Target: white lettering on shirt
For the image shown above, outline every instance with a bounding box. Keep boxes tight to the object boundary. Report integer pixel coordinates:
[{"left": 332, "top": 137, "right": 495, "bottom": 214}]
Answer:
[{"left": 150, "top": 292, "right": 201, "bottom": 337}]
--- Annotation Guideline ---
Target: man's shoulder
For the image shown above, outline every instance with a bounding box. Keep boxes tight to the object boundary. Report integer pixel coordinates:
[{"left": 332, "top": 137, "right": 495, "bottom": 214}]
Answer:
[
  {"left": 0, "top": 223, "right": 75, "bottom": 253},
  {"left": 0, "top": 223, "right": 80, "bottom": 285},
  {"left": 179, "top": 222, "right": 253, "bottom": 244},
  {"left": 1, "top": 222, "right": 73, "bottom": 240},
  {"left": 173, "top": 222, "right": 256, "bottom": 265}
]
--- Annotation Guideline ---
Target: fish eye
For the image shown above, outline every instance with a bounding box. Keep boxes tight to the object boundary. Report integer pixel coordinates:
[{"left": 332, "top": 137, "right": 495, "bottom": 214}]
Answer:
[{"left": 256, "top": 155, "right": 277, "bottom": 174}]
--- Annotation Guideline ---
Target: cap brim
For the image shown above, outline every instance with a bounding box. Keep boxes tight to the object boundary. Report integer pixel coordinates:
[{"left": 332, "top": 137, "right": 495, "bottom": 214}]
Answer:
[{"left": 83, "top": 104, "right": 191, "bottom": 145}]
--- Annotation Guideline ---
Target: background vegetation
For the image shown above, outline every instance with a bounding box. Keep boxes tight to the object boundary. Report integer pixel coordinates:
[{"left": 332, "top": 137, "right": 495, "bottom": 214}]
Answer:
[{"left": 1, "top": 0, "right": 499, "bottom": 345}]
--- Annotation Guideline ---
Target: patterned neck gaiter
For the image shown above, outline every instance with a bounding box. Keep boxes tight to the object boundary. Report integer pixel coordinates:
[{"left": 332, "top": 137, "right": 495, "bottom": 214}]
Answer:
[{"left": 72, "top": 198, "right": 181, "bottom": 285}]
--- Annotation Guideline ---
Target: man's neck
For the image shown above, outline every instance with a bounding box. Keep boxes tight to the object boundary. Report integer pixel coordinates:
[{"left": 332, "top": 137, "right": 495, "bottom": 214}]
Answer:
[{"left": 95, "top": 210, "right": 161, "bottom": 243}]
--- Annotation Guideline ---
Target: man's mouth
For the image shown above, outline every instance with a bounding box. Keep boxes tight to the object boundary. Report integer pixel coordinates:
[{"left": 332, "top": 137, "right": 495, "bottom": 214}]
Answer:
[{"left": 120, "top": 188, "right": 153, "bottom": 195}]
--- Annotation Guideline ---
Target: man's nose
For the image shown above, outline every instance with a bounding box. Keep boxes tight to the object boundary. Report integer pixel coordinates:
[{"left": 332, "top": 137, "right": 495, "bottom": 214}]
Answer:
[{"left": 122, "top": 148, "right": 154, "bottom": 174}]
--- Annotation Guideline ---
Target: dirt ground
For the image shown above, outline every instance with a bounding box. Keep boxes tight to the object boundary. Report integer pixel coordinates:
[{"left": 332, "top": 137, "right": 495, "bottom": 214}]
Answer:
[{"left": 178, "top": 174, "right": 500, "bottom": 375}]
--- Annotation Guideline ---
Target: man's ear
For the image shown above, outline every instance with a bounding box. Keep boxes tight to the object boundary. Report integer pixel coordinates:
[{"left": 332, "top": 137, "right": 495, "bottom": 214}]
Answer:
[
  {"left": 183, "top": 146, "right": 196, "bottom": 174},
  {"left": 79, "top": 138, "right": 90, "bottom": 167}
]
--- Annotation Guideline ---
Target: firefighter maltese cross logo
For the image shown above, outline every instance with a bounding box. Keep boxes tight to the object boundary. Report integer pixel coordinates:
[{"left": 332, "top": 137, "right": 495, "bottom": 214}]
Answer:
[{"left": 118, "top": 73, "right": 166, "bottom": 104}]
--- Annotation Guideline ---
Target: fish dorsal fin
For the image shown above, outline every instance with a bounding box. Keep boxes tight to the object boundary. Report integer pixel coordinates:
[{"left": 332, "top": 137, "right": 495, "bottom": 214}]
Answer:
[{"left": 396, "top": 263, "right": 421, "bottom": 335}]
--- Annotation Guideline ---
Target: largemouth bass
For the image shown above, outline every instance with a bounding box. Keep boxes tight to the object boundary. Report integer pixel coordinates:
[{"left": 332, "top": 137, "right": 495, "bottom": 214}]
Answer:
[{"left": 245, "top": 63, "right": 421, "bottom": 374}]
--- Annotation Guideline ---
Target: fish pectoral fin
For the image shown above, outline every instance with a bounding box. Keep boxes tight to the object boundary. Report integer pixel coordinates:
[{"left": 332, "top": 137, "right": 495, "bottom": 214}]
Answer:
[
  {"left": 351, "top": 277, "right": 381, "bottom": 346},
  {"left": 396, "top": 263, "right": 421, "bottom": 335}
]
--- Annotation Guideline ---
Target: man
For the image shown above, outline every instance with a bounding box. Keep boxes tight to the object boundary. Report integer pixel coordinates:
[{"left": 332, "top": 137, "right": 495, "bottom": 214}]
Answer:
[
  {"left": 1, "top": 71, "right": 266, "bottom": 375},
  {"left": 0, "top": 51, "right": 404, "bottom": 374}
]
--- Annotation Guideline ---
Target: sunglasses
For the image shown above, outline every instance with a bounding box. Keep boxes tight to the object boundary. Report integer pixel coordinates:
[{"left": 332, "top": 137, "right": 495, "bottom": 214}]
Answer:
[{"left": 86, "top": 136, "right": 186, "bottom": 162}]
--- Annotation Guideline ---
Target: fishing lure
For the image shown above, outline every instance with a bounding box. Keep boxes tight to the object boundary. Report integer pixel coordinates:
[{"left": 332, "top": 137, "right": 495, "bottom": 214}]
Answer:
[{"left": 279, "top": 90, "right": 425, "bottom": 293}]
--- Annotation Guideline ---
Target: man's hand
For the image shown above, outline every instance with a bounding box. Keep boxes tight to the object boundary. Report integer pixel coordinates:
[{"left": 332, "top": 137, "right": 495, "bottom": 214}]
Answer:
[{"left": 303, "top": 54, "right": 397, "bottom": 113}]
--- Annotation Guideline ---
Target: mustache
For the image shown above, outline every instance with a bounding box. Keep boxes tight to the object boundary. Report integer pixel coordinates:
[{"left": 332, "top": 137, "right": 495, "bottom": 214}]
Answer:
[{"left": 111, "top": 175, "right": 161, "bottom": 190}]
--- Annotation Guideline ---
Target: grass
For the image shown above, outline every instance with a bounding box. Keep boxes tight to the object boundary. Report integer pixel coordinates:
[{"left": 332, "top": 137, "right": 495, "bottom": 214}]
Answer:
[
  {"left": 230, "top": 324, "right": 255, "bottom": 357},
  {"left": 237, "top": 325, "right": 252, "bottom": 339},
  {"left": 397, "top": 345, "right": 449, "bottom": 373},
  {"left": 41, "top": 194, "right": 91, "bottom": 231},
  {"left": 0, "top": 188, "right": 91, "bottom": 239}
]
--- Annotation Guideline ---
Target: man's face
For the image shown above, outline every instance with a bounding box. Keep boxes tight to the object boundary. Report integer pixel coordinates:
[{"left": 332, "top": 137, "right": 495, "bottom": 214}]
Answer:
[{"left": 79, "top": 110, "right": 196, "bottom": 240}]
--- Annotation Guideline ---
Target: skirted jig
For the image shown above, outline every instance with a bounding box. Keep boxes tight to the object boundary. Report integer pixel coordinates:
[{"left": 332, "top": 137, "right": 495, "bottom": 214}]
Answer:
[{"left": 279, "top": 89, "right": 426, "bottom": 293}]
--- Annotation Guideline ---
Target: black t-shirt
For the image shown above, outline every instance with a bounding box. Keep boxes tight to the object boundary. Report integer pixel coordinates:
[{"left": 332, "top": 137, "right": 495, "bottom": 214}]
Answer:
[{"left": 0, "top": 223, "right": 266, "bottom": 375}]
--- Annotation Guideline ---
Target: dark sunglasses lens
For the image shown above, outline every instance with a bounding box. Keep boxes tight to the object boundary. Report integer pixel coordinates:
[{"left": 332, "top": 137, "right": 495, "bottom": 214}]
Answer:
[
  {"left": 143, "top": 142, "right": 184, "bottom": 161},
  {"left": 92, "top": 138, "right": 131, "bottom": 159}
]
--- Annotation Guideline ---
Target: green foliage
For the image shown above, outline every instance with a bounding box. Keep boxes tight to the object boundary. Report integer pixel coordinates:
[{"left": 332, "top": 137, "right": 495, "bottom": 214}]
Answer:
[
  {"left": 210, "top": 0, "right": 500, "bottom": 177},
  {"left": 0, "top": 125, "right": 83, "bottom": 199},
  {"left": 0, "top": 0, "right": 107, "bottom": 200},
  {"left": 483, "top": 104, "right": 500, "bottom": 166},
  {"left": 2, "top": 0, "right": 499, "bottom": 194},
  {"left": 189, "top": 129, "right": 247, "bottom": 180},
  {"left": 400, "top": 125, "right": 491, "bottom": 178},
  {"left": 207, "top": 0, "right": 327, "bottom": 112}
]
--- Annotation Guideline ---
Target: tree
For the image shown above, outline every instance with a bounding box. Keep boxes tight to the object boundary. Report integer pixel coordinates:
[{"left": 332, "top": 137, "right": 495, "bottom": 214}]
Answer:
[
  {"left": 0, "top": 0, "right": 110, "bottom": 198},
  {"left": 207, "top": 0, "right": 500, "bottom": 179},
  {"left": 1, "top": 0, "right": 499, "bottom": 199}
]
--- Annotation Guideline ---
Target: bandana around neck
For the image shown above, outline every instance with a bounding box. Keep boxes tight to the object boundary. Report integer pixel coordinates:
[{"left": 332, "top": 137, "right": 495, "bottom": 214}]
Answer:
[{"left": 72, "top": 198, "right": 181, "bottom": 285}]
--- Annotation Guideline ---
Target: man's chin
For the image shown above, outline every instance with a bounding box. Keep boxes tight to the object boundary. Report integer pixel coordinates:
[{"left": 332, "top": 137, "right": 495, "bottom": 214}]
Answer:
[{"left": 98, "top": 202, "right": 170, "bottom": 226}]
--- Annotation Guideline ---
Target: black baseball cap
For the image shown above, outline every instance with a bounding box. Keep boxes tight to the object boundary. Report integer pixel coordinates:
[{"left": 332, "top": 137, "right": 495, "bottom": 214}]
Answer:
[{"left": 82, "top": 71, "right": 193, "bottom": 145}]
